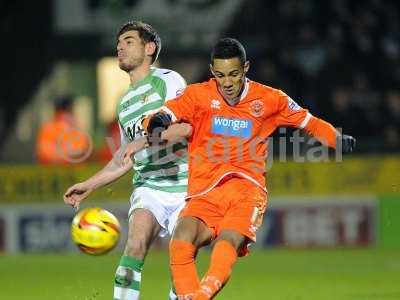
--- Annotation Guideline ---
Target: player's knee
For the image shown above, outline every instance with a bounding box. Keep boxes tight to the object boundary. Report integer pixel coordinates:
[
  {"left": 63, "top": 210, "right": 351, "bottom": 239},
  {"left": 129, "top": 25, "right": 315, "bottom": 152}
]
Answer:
[
  {"left": 172, "top": 217, "right": 212, "bottom": 247},
  {"left": 172, "top": 226, "right": 193, "bottom": 243},
  {"left": 172, "top": 221, "right": 196, "bottom": 243},
  {"left": 216, "top": 231, "right": 245, "bottom": 251},
  {"left": 125, "top": 237, "right": 148, "bottom": 259}
]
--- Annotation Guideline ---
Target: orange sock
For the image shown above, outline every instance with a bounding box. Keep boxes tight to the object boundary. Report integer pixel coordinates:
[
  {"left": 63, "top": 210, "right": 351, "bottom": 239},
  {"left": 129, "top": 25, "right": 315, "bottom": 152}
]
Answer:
[
  {"left": 169, "top": 239, "right": 200, "bottom": 298},
  {"left": 194, "top": 240, "right": 238, "bottom": 299}
]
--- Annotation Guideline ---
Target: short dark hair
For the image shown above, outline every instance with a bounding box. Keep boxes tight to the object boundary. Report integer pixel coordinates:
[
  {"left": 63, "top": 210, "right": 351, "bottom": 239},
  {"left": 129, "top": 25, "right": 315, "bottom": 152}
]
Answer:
[
  {"left": 211, "top": 38, "right": 247, "bottom": 65},
  {"left": 117, "top": 21, "right": 162, "bottom": 63}
]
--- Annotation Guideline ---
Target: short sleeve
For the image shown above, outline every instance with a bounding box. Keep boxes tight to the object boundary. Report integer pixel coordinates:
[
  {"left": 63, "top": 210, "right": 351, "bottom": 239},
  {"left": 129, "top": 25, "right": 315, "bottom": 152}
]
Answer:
[
  {"left": 274, "top": 90, "right": 312, "bottom": 129},
  {"left": 162, "top": 85, "right": 197, "bottom": 125},
  {"left": 163, "top": 71, "right": 187, "bottom": 101}
]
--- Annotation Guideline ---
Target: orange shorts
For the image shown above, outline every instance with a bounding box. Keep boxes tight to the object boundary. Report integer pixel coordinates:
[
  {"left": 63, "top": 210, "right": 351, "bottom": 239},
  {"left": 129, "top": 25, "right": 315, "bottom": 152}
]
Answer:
[{"left": 180, "top": 176, "right": 267, "bottom": 253}]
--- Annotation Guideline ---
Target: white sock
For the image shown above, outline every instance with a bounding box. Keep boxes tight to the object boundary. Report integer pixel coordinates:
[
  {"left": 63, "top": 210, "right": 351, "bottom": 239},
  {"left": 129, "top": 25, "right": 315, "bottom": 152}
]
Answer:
[{"left": 169, "top": 287, "right": 178, "bottom": 300}]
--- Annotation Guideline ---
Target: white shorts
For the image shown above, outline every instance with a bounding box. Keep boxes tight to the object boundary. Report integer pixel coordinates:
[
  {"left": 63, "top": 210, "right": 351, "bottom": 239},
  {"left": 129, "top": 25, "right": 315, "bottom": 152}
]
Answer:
[{"left": 129, "top": 187, "right": 186, "bottom": 237}]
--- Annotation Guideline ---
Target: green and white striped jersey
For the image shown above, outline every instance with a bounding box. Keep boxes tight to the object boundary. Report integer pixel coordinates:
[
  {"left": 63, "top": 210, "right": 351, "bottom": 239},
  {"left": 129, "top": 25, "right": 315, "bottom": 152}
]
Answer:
[{"left": 117, "top": 67, "right": 188, "bottom": 193}]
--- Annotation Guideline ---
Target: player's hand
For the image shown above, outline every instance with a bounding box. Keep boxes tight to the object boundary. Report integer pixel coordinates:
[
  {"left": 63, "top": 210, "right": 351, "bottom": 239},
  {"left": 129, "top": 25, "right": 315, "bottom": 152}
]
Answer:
[
  {"left": 63, "top": 182, "right": 93, "bottom": 211},
  {"left": 122, "top": 138, "right": 148, "bottom": 166},
  {"left": 147, "top": 112, "right": 172, "bottom": 135},
  {"left": 340, "top": 134, "right": 356, "bottom": 153}
]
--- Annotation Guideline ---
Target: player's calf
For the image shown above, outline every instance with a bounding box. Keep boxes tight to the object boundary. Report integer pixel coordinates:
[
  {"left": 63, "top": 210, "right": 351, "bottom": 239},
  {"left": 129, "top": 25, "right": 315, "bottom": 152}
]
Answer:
[
  {"left": 193, "top": 239, "right": 238, "bottom": 300},
  {"left": 125, "top": 236, "right": 149, "bottom": 260},
  {"left": 170, "top": 239, "right": 200, "bottom": 296}
]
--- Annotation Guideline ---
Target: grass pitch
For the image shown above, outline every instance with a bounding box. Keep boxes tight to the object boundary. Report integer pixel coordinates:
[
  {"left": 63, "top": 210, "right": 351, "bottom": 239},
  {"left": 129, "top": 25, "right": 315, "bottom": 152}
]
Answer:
[{"left": 1, "top": 248, "right": 399, "bottom": 300}]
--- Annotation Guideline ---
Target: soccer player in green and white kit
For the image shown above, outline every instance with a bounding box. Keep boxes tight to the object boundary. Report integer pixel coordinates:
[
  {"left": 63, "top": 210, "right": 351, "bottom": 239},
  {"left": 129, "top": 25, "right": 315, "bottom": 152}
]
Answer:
[{"left": 63, "top": 21, "right": 188, "bottom": 300}]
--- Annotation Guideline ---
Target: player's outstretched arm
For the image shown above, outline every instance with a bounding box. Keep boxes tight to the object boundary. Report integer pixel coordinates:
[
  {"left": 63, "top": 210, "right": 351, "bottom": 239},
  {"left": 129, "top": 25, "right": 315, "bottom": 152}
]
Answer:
[
  {"left": 303, "top": 116, "right": 356, "bottom": 153},
  {"left": 63, "top": 146, "right": 133, "bottom": 210},
  {"left": 122, "top": 122, "right": 192, "bottom": 165},
  {"left": 145, "top": 111, "right": 192, "bottom": 143},
  {"left": 160, "top": 122, "right": 193, "bottom": 142}
]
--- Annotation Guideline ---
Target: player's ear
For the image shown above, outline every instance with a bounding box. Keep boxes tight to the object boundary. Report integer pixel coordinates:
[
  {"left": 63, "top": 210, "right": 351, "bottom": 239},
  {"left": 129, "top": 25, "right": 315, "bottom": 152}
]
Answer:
[
  {"left": 209, "top": 64, "right": 216, "bottom": 77},
  {"left": 145, "top": 41, "right": 156, "bottom": 58},
  {"left": 243, "top": 61, "right": 250, "bottom": 74}
]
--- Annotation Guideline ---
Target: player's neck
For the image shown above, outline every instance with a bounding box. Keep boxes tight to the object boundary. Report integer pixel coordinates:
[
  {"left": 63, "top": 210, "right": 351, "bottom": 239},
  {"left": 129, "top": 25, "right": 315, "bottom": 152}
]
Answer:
[
  {"left": 224, "top": 95, "right": 240, "bottom": 106},
  {"left": 129, "top": 63, "right": 152, "bottom": 86},
  {"left": 220, "top": 83, "right": 245, "bottom": 106}
]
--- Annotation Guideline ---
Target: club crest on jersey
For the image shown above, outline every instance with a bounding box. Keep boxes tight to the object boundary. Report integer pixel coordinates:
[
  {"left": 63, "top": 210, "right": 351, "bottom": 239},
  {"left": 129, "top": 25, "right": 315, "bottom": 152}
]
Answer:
[
  {"left": 210, "top": 99, "right": 221, "bottom": 109},
  {"left": 211, "top": 116, "right": 252, "bottom": 138},
  {"left": 250, "top": 99, "right": 264, "bottom": 117},
  {"left": 140, "top": 93, "right": 150, "bottom": 104}
]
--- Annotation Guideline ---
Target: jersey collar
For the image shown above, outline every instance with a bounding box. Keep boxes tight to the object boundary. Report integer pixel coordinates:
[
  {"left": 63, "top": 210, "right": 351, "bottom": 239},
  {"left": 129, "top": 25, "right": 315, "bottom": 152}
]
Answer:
[{"left": 240, "top": 78, "right": 250, "bottom": 101}]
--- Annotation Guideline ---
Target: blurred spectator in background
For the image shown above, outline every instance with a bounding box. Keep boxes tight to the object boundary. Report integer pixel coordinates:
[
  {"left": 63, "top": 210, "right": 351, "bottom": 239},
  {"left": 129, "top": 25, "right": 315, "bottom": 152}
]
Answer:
[
  {"left": 227, "top": 0, "right": 400, "bottom": 153},
  {"left": 36, "top": 95, "right": 91, "bottom": 165},
  {"left": 328, "top": 87, "right": 365, "bottom": 137},
  {"left": 349, "top": 73, "right": 380, "bottom": 135}
]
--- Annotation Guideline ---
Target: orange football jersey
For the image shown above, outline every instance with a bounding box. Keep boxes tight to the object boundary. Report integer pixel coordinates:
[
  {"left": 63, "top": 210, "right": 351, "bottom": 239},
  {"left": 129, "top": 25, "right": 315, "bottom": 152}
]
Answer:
[{"left": 163, "top": 78, "right": 336, "bottom": 198}]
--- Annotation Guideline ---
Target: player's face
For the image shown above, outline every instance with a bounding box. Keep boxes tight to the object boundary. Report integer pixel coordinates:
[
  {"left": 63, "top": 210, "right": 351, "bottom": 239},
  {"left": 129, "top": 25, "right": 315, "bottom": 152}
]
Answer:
[
  {"left": 210, "top": 57, "right": 249, "bottom": 102},
  {"left": 117, "top": 30, "right": 146, "bottom": 72}
]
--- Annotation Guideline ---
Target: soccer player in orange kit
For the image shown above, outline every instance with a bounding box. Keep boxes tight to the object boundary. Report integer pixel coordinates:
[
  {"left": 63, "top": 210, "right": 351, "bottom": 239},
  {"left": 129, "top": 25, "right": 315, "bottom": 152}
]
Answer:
[{"left": 122, "top": 37, "right": 356, "bottom": 300}]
